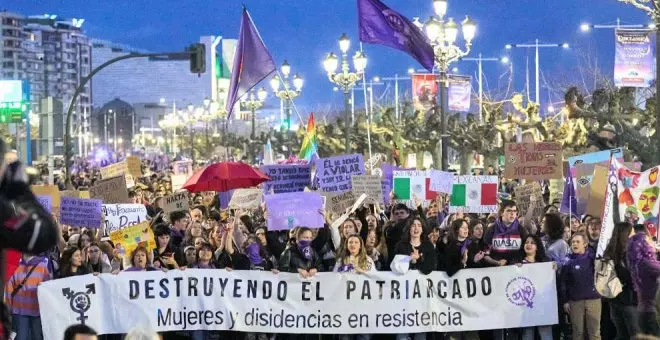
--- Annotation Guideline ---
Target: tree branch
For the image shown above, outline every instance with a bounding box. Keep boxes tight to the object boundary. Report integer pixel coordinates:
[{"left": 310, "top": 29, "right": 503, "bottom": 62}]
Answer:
[{"left": 618, "top": 0, "right": 655, "bottom": 14}]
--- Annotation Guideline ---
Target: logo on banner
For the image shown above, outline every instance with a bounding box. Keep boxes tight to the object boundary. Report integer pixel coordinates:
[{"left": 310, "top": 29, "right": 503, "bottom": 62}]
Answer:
[
  {"left": 505, "top": 277, "right": 535, "bottom": 308},
  {"left": 62, "top": 284, "right": 96, "bottom": 324}
]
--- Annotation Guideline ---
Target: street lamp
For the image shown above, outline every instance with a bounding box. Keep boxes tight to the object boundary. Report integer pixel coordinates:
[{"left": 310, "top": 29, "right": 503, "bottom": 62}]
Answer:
[
  {"left": 271, "top": 60, "right": 304, "bottom": 132},
  {"left": 419, "top": 0, "right": 476, "bottom": 170},
  {"left": 242, "top": 87, "right": 268, "bottom": 140},
  {"left": 324, "top": 33, "right": 367, "bottom": 152}
]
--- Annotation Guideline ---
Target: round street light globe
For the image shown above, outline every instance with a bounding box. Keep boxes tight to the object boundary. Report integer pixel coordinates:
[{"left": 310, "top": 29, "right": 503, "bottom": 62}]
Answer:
[
  {"left": 408, "top": 68, "right": 415, "bottom": 74},
  {"left": 500, "top": 56, "right": 510, "bottom": 64},
  {"left": 548, "top": 105, "right": 555, "bottom": 113},
  {"left": 562, "top": 43, "right": 570, "bottom": 49},
  {"left": 580, "top": 23, "right": 591, "bottom": 32},
  {"left": 452, "top": 67, "right": 459, "bottom": 73}
]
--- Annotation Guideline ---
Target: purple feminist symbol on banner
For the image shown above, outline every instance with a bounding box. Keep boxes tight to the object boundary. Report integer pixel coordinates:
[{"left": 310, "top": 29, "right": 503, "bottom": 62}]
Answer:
[
  {"left": 506, "top": 277, "right": 536, "bottom": 308},
  {"left": 287, "top": 216, "right": 295, "bottom": 229}
]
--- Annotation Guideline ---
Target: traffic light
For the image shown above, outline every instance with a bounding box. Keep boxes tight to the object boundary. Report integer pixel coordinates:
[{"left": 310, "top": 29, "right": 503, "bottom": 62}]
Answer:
[{"left": 188, "top": 43, "right": 206, "bottom": 74}]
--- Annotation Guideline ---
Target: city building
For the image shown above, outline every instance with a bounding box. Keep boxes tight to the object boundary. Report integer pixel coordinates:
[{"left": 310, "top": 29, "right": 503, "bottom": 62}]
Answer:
[{"left": 0, "top": 11, "right": 92, "bottom": 160}]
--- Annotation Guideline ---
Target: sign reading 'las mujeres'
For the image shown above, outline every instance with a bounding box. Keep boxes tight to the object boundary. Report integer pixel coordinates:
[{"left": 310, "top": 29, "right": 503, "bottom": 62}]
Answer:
[{"left": 504, "top": 142, "right": 563, "bottom": 181}]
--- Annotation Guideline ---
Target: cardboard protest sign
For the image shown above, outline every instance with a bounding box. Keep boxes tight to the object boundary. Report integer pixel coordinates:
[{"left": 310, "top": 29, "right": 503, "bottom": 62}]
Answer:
[
  {"left": 504, "top": 142, "right": 563, "bottom": 180},
  {"left": 228, "top": 189, "right": 262, "bottom": 210},
  {"left": 350, "top": 175, "right": 384, "bottom": 205},
  {"left": 586, "top": 165, "right": 610, "bottom": 217},
  {"left": 549, "top": 179, "right": 564, "bottom": 205},
  {"left": 330, "top": 194, "right": 368, "bottom": 230},
  {"left": 449, "top": 176, "right": 499, "bottom": 213},
  {"left": 102, "top": 204, "right": 148, "bottom": 234},
  {"left": 323, "top": 191, "right": 357, "bottom": 215},
  {"left": 315, "top": 154, "right": 365, "bottom": 193},
  {"left": 260, "top": 164, "right": 312, "bottom": 193},
  {"left": 171, "top": 174, "right": 188, "bottom": 192},
  {"left": 429, "top": 170, "right": 455, "bottom": 194},
  {"left": 265, "top": 192, "right": 324, "bottom": 230},
  {"left": 393, "top": 170, "right": 439, "bottom": 201},
  {"left": 126, "top": 156, "right": 142, "bottom": 178},
  {"left": 36, "top": 195, "right": 52, "bottom": 213},
  {"left": 109, "top": 221, "right": 156, "bottom": 259},
  {"left": 90, "top": 175, "right": 130, "bottom": 204},
  {"left": 514, "top": 183, "right": 544, "bottom": 217},
  {"left": 567, "top": 148, "right": 623, "bottom": 176},
  {"left": 60, "top": 196, "right": 103, "bottom": 228},
  {"left": 173, "top": 161, "right": 193, "bottom": 176},
  {"left": 163, "top": 192, "right": 189, "bottom": 214},
  {"left": 100, "top": 161, "right": 128, "bottom": 179},
  {"left": 31, "top": 185, "right": 60, "bottom": 216},
  {"left": 575, "top": 164, "right": 596, "bottom": 215}
]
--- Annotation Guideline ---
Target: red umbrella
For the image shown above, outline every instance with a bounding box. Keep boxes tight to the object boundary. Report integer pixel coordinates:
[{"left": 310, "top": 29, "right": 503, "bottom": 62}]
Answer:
[{"left": 181, "top": 162, "right": 270, "bottom": 193}]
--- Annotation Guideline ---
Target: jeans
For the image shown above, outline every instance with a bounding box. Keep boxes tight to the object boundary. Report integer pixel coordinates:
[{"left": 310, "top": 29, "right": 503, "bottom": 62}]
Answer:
[
  {"left": 609, "top": 303, "right": 639, "bottom": 340},
  {"left": 522, "top": 326, "right": 552, "bottom": 340},
  {"left": 11, "top": 315, "right": 42, "bottom": 340},
  {"left": 395, "top": 334, "right": 426, "bottom": 340},
  {"left": 638, "top": 311, "right": 660, "bottom": 337},
  {"left": 568, "top": 299, "right": 601, "bottom": 340}
]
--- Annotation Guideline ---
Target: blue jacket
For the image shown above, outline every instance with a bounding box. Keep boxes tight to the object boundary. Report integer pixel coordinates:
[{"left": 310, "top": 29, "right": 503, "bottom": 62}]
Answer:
[{"left": 559, "top": 249, "right": 600, "bottom": 302}]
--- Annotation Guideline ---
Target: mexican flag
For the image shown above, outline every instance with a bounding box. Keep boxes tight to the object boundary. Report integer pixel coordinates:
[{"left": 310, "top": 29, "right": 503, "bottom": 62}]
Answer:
[
  {"left": 392, "top": 170, "right": 438, "bottom": 200},
  {"left": 449, "top": 176, "right": 499, "bottom": 213}
]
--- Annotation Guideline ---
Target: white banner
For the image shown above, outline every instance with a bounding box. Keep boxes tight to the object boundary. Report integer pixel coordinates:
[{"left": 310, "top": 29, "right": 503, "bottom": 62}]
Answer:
[{"left": 38, "top": 264, "right": 557, "bottom": 337}]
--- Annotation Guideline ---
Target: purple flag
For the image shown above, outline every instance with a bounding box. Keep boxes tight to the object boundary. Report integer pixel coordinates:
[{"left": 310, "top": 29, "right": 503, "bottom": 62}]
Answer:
[
  {"left": 225, "top": 8, "right": 276, "bottom": 119},
  {"left": 560, "top": 171, "right": 578, "bottom": 216},
  {"left": 358, "top": 0, "right": 435, "bottom": 72}
]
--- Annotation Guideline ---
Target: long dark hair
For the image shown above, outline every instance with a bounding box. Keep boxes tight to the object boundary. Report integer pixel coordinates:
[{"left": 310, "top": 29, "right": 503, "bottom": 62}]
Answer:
[
  {"left": 401, "top": 217, "right": 428, "bottom": 244},
  {"left": 519, "top": 234, "right": 548, "bottom": 262},
  {"left": 604, "top": 222, "right": 633, "bottom": 264},
  {"left": 448, "top": 219, "right": 468, "bottom": 243},
  {"left": 543, "top": 213, "right": 564, "bottom": 241},
  {"left": 58, "top": 247, "right": 81, "bottom": 276}
]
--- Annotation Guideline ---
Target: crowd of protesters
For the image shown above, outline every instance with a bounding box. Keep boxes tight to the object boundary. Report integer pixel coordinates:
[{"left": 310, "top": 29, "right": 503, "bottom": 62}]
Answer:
[{"left": 3, "top": 157, "right": 660, "bottom": 340}]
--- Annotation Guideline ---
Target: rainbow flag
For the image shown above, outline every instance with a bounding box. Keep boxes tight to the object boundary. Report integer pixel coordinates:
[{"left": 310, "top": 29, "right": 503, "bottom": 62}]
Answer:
[{"left": 298, "top": 113, "right": 318, "bottom": 161}]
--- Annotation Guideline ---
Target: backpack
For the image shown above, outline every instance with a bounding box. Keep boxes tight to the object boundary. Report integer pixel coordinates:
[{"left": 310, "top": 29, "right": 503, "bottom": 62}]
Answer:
[{"left": 594, "top": 257, "right": 622, "bottom": 299}]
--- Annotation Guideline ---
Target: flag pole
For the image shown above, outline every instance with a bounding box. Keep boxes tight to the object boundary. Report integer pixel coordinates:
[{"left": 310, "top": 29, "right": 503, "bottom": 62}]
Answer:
[{"left": 360, "top": 42, "right": 374, "bottom": 169}]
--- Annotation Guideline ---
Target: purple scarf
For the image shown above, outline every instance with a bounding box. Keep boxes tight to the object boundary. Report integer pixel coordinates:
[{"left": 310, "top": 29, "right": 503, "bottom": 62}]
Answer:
[
  {"left": 494, "top": 218, "right": 521, "bottom": 236},
  {"left": 459, "top": 238, "right": 472, "bottom": 255},
  {"left": 246, "top": 243, "right": 263, "bottom": 265},
  {"left": 337, "top": 263, "right": 355, "bottom": 273},
  {"left": 297, "top": 240, "right": 313, "bottom": 260},
  {"left": 627, "top": 232, "right": 657, "bottom": 292}
]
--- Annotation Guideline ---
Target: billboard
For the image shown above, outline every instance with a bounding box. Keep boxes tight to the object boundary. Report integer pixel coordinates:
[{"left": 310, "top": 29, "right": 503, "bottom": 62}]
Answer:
[
  {"left": 412, "top": 73, "right": 439, "bottom": 112},
  {"left": 0, "top": 80, "right": 30, "bottom": 123}
]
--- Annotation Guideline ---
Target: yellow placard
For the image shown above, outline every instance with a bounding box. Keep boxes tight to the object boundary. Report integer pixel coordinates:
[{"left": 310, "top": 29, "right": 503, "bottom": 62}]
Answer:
[{"left": 109, "top": 221, "right": 156, "bottom": 258}]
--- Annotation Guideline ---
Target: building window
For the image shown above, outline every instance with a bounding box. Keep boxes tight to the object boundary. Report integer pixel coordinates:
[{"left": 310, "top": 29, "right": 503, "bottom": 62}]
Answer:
[{"left": 3, "top": 51, "right": 13, "bottom": 58}]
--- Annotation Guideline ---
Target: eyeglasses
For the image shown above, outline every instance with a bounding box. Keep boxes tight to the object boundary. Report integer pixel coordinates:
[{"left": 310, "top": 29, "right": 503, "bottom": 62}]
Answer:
[
  {"left": 504, "top": 209, "right": 518, "bottom": 214},
  {"left": 88, "top": 249, "right": 100, "bottom": 253}
]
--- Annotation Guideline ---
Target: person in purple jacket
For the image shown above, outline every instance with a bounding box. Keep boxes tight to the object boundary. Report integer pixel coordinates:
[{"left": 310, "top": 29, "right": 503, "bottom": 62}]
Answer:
[
  {"left": 627, "top": 230, "right": 660, "bottom": 336},
  {"left": 560, "top": 232, "right": 601, "bottom": 340}
]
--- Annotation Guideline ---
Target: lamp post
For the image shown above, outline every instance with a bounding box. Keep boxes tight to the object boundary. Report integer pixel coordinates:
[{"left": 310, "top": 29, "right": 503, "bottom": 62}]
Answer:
[
  {"left": 459, "top": 54, "right": 509, "bottom": 121},
  {"left": 324, "top": 33, "right": 367, "bottom": 153},
  {"left": 242, "top": 87, "right": 268, "bottom": 139},
  {"left": 418, "top": 0, "right": 477, "bottom": 170},
  {"left": 271, "top": 60, "right": 304, "bottom": 132}
]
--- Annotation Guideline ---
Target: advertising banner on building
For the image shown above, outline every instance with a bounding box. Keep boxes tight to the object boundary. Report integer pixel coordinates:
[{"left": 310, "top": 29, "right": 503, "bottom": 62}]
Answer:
[
  {"left": 412, "top": 74, "right": 439, "bottom": 112},
  {"left": 39, "top": 264, "right": 557, "bottom": 336},
  {"left": 614, "top": 29, "right": 654, "bottom": 88},
  {"left": 447, "top": 75, "right": 471, "bottom": 113}
]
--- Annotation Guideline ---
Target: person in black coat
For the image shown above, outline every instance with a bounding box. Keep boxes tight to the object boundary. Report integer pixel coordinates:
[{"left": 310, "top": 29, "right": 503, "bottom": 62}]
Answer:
[
  {"left": 393, "top": 217, "right": 437, "bottom": 275},
  {"left": 444, "top": 219, "right": 473, "bottom": 277},
  {"left": 279, "top": 227, "right": 323, "bottom": 277}
]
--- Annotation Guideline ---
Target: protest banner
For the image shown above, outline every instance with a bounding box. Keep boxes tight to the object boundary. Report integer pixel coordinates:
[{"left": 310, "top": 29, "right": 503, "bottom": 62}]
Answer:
[
  {"left": 449, "top": 176, "right": 499, "bottom": 213},
  {"left": 575, "top": 164, "right": 596, "bottom": 216},
  {"left": 173, "top": 160, "right": 193, "bottom": 176},
  {"left": 108, "top": 221, "right": 156, "bottom": 259},
  {"left": 393, "top": 170, "right": 438, "bottom": 201},
  {"left": 89, "top": 175, "right": 130, "bottom": 204},
  {"left": 100, "top": 161, "right": 128, "bottom": 179},
  {"left": 599, "top": 158, "right": 660, "bottom": 256},
  {"left": 323, "top": 191, "right": 357, "bottom": 215},
  {"left": 36, "top": 195, "right": 52, "bottom": 213},
  {"left": 548, "top": 179, "right": 564, "bottom": 205},
  {"left": 567, "top": 148, "right": 623, "bottom": 175},
  {"left": 429, "top": 170, "right": 455, "bottom": 194},
  {"left": 60, "top": 196, "right": 102, "bottom": 228},
  {"left": 350, "top": 175, "right": 383, "bottom": 205},
  {"left": 260, "top": 164, "right": 312, "bottom": 193},
  {"left": 381, "top": 164, "right": 413, "bottom": 205},
  {"left": 171, "top": 174, "right": 188, "bottom": 192},
  {"left": 38, "top": 263, "right": 558, "bottom": 336},
  {"left": 504, "top": 142, "right": 563, "bottom": 181},
  {"left": 614, "top": 29, "right": 654, "bottom": 88},
  {"left": 447, "top": 75, "right": 471, "bottom": 113},
  {"left": 229, "top": 189, "right": 262, "bottom": 210},
  {"left": 126, "top": 156, "right": 142, "bottom": 178},
  {"left": 585, "top": 165, "right": 609, "bottom": 218},
  {"left": 31, "top": 185, "right": 60, "bottom": 215},
  {"left": 265, "top": 192, "right": 324, "bottom": 230},
  {"left": 102, "top": 204, "right": 149, "bottom": 234},
  {"left": 513, "top": 183, "right": 544, "bottom": 217},
  {"left": 412, "top": 73, "right": 439, "bottom": 112},
  {"left": 163, "top": 192, "right": 190, "bottom": 214},
  {"left": 315, "top": 154, "right": 365, "bottom": 193}
]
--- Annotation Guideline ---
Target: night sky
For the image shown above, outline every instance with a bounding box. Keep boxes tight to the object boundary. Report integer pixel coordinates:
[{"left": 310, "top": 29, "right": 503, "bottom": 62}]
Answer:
[{"left": 11, "top": 0, "right": 652, "bottom": 116}]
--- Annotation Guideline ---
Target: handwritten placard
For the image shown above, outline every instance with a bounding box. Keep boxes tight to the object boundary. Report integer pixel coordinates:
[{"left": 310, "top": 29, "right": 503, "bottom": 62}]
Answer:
[
  {"left": 89, "top": 175, "right": 130, "bottom": 204},
  {"left": 229, "top": 189, "right": 262, "bottom": 210},
  {"left": 60, "top": 197, "right": 102, "bottom": 228},
  {"left": 350, "top": 175, "right": 384, "bottom": 205},
  {"left": 260, "top": 164, "right": 312, "bottom": 193},
  {"left": 163, "top": 192, "right": 190, "bottom": 214},
  {"left": 109, "top": 221, "right": 156, "bottom": 258},
  {"left": 265, "top": 192, "right": 324, "bottom": 230},
  {"left": 514, "top": 182, "right": 544, "bottom": 217},
  {"left": 315, "top": 154, "right": 365, "bottom": 193},
  {"left": 32, "top": 185, "right": 60, "bottom": 217},
  {"left": 323, "top": 191, "right": 357, "bottom": 215},
  {"left": 36, "top": 195, "right": 52, "bottom": 213},
  {"left": 429, "top": 170, "right": 455, "bottom": 194},
  {"left": 126, "top": 156, "right": 142, "bottom": 178},
  {"left": 504, "top": 142, "right": 563, "bottom": 180},
  {"left": 102, "top": 204, "right": 148, "bottom": 234}
]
